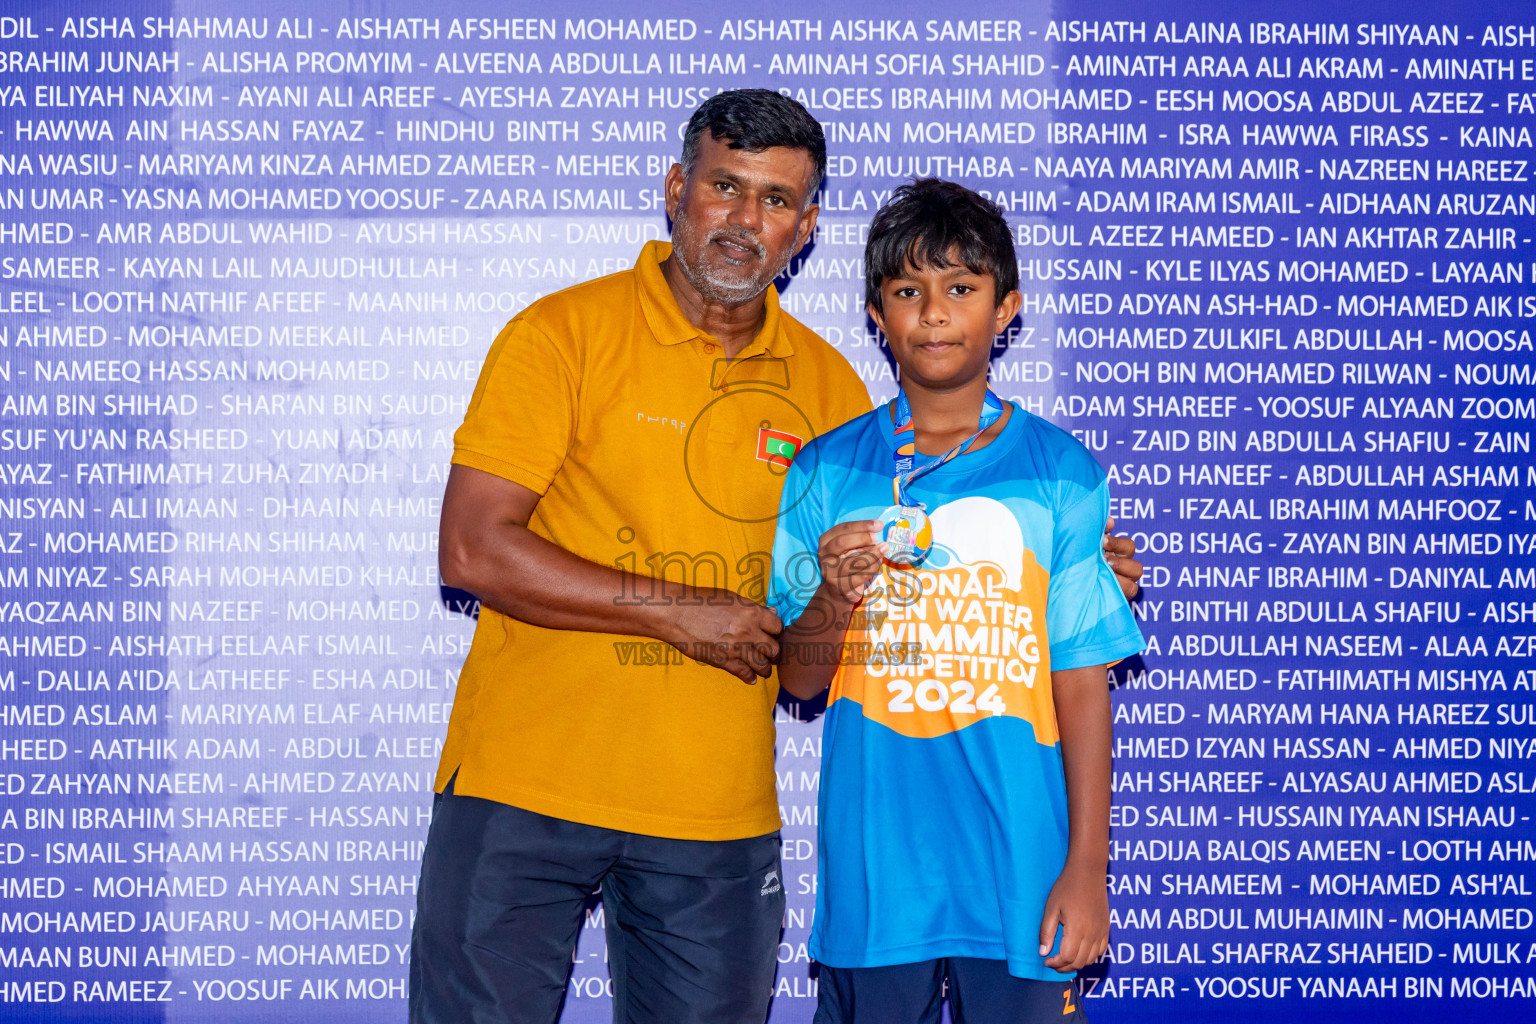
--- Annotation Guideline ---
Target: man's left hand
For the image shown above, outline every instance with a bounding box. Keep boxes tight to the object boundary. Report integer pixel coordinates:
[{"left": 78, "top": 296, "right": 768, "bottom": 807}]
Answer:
[{"left": 1103, "top": 517, "right": 1141, "bottom": 600}]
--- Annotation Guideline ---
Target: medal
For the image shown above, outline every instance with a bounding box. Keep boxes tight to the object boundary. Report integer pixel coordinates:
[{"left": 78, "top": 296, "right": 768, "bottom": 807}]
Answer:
[
  {"left": 878, "top": 504, "right": 932, "bottom": 565},
  {"left": 883, "top": 388, "right": 1007, "bottom": 565}
]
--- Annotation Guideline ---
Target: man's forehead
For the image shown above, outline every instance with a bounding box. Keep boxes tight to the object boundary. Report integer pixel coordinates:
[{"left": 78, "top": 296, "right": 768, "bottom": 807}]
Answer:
[{"left": 691, "top": 136, "right": 816, "bottom": 188}]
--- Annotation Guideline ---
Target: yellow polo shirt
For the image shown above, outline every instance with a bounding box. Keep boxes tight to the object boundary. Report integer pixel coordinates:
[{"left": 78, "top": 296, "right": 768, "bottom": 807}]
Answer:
[{"left": 439, "top": 241, "right": 873, "bottom": 840}]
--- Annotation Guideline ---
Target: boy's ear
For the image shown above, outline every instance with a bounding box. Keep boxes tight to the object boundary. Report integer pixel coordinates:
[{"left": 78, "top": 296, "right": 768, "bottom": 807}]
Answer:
[
  {"left": 867, "top": 302, "right": 887, "bottom": 336},
  {"left": 992, "top": 289, "right": 1023, "bottom": 334}
]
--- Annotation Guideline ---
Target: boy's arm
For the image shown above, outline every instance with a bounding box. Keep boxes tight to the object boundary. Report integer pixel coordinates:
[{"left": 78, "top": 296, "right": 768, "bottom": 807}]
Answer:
[
  {"left": 1039, "top": 663, "right": 1113, "bottom": 972},
  {"left": 777, "top": 520, "right": 883, "bottom": 701}
]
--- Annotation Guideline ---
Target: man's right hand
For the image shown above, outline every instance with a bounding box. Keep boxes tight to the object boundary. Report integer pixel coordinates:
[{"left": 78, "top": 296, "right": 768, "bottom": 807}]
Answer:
[
  {"left": 441, "top": 466, "right": 780, "bottom": 680},
  {"left": 668, "top": 593, "right": 783, "bottom": 684}
]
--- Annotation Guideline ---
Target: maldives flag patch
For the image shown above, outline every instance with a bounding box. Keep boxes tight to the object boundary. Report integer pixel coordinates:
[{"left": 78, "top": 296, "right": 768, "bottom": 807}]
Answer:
[{"left": 756, "top": 427, "right": 804, "bottom": 467}]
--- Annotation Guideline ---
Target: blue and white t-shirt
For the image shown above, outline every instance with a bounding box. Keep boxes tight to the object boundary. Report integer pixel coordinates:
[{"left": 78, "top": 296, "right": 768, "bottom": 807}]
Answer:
[{"left": 769, "top": 401, "right": 1143, "bottom": 980}]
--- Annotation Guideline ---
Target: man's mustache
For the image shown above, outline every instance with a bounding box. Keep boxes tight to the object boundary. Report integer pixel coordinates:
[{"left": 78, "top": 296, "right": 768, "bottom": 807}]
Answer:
[{"left": 706, "top": 227, "right": 766, "bottom": 260}]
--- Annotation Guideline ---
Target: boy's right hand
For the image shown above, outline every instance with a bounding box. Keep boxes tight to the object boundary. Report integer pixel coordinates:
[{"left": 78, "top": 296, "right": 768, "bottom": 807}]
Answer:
[{"left": 817, "top": 520, "right": 884, "bottom": 606}]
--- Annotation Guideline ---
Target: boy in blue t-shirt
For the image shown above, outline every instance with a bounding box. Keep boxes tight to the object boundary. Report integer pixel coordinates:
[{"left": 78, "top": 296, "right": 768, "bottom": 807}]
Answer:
[{"left": 770, "top": 179, "right": 1143, "bottom": 1023}]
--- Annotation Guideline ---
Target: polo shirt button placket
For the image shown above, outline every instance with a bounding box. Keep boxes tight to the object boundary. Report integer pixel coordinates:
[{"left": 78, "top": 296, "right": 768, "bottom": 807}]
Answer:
[{"left": 708, "top": 341, "right": 727, "bottom": 392}]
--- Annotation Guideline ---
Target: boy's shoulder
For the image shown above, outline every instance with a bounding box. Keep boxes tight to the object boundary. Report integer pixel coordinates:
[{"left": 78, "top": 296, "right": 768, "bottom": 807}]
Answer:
[
  {"left": 800, "top": 402, "right": 885, "bottom": 463},
  {"left": 1005, "top": 404, "right": 1107, "bottom": 488}
]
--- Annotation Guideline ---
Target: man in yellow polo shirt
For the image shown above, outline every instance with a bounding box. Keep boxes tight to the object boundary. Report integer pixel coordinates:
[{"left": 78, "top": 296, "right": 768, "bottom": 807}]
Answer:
[
  {"left": 409, "top": 91, "right": 1143, "bottom": 1024},
  {"left": 409, "top": 90, "right": 869, "bottom": 1024}
]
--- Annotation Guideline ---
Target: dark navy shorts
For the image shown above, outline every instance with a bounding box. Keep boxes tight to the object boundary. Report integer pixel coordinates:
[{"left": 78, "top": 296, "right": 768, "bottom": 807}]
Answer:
[
  {"left": 408, "top": 780, "right": 785, "bottom": 1024},
  {"left": 814, "top": 958, "right": 1090, "bottom": 1024}
]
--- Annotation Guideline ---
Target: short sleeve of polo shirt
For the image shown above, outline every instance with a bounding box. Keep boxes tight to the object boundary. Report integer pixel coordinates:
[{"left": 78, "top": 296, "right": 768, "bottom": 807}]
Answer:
[
  {"left": 451, "top": 316, "right": 578, "bottom": 495},
  {"left": 1044, "top": 458, "right": 1143, "bottom": 671}
]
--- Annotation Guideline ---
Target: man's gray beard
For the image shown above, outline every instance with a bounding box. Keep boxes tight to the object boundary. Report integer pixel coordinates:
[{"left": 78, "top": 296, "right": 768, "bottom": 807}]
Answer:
[{"left": 670, "top": 221, "right": 787, "bottom": 307}]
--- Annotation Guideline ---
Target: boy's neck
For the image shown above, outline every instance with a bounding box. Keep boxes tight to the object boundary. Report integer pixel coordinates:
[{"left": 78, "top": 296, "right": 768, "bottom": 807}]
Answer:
[{"left": 899, "top": 375, "right": 1009, "bottom": 456}]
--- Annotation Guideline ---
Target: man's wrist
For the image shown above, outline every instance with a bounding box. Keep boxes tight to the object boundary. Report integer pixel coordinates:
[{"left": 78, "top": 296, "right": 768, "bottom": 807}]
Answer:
[{"left": 641, "top": 580, "right": 701, "bottom": 647}]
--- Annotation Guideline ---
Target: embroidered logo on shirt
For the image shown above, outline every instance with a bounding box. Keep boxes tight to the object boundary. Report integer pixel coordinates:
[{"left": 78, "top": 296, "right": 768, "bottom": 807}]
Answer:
[
  {"left": 760, "top": 869, "right": 782, "bottom": 896},
  {"left": 635, "top": 411, "right": 687, "bottom": 434},
  {"left": 756, "top": 427, "right": 803, "bottom": 467}
]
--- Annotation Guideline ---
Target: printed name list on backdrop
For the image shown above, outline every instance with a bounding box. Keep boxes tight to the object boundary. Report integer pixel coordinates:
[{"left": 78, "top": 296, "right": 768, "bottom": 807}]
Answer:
[{"left": 0, "top": 0, "right": 1534, "bottom": 1021}]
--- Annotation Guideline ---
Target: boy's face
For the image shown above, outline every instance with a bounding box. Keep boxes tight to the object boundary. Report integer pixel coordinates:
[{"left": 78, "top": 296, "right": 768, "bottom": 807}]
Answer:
[{"left": 868, "top": 253, "right": 1023, "bottom": 392}]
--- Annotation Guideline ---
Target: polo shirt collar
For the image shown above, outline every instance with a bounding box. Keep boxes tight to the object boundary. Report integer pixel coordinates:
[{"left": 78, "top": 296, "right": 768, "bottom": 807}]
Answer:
[{"left": 634, "top": 240, "right": 795, "bottom": 359}]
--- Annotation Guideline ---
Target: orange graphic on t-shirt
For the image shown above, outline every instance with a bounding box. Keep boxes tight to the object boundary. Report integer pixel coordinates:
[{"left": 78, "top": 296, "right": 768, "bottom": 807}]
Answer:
[{"left": 829, "top": 555, "right": 1058, "bottom": 745}]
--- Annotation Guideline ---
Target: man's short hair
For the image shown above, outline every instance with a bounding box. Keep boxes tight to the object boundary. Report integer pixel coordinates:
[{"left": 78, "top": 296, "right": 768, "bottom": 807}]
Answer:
[
  {"left": 865, "top": 178, "right": 1018, "bottom": 313},
  {"left": 680, "top": 89, "right": 827, "bottom": 197}
]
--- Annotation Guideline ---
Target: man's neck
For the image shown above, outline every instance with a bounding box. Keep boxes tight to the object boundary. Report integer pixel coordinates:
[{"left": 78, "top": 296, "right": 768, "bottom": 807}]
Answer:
[
  {"left": 659, "top": 255, "right": 767, "bottom": 358},
  {"left": 899, "top": 375, "right": 1009, "bottom": 456}
]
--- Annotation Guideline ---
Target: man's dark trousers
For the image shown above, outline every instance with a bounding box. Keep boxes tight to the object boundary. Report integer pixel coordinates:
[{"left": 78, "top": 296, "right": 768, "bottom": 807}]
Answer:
[{"left": 410, "top": 780, "right": 785, "bottom": 1024}]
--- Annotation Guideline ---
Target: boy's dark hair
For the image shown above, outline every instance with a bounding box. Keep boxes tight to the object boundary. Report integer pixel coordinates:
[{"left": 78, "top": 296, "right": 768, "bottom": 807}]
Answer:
[
  {"left": 680, "top": 89, "right": 827, "bottom": 197},
  {"left": 865, "top": 179, "right": 1018, "bottom": 313}
]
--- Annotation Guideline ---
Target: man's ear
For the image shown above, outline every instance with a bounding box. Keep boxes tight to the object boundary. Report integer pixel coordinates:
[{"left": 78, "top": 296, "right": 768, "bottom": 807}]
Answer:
[
  {"left": 663, "top": 162, "right": 686, "bottom": 222},
  {"left": 794, "top": 201, "right": 820, "bottom": 253},
  {"left": 993, "top": 289, "right": 1023, "bottom": 334}
]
